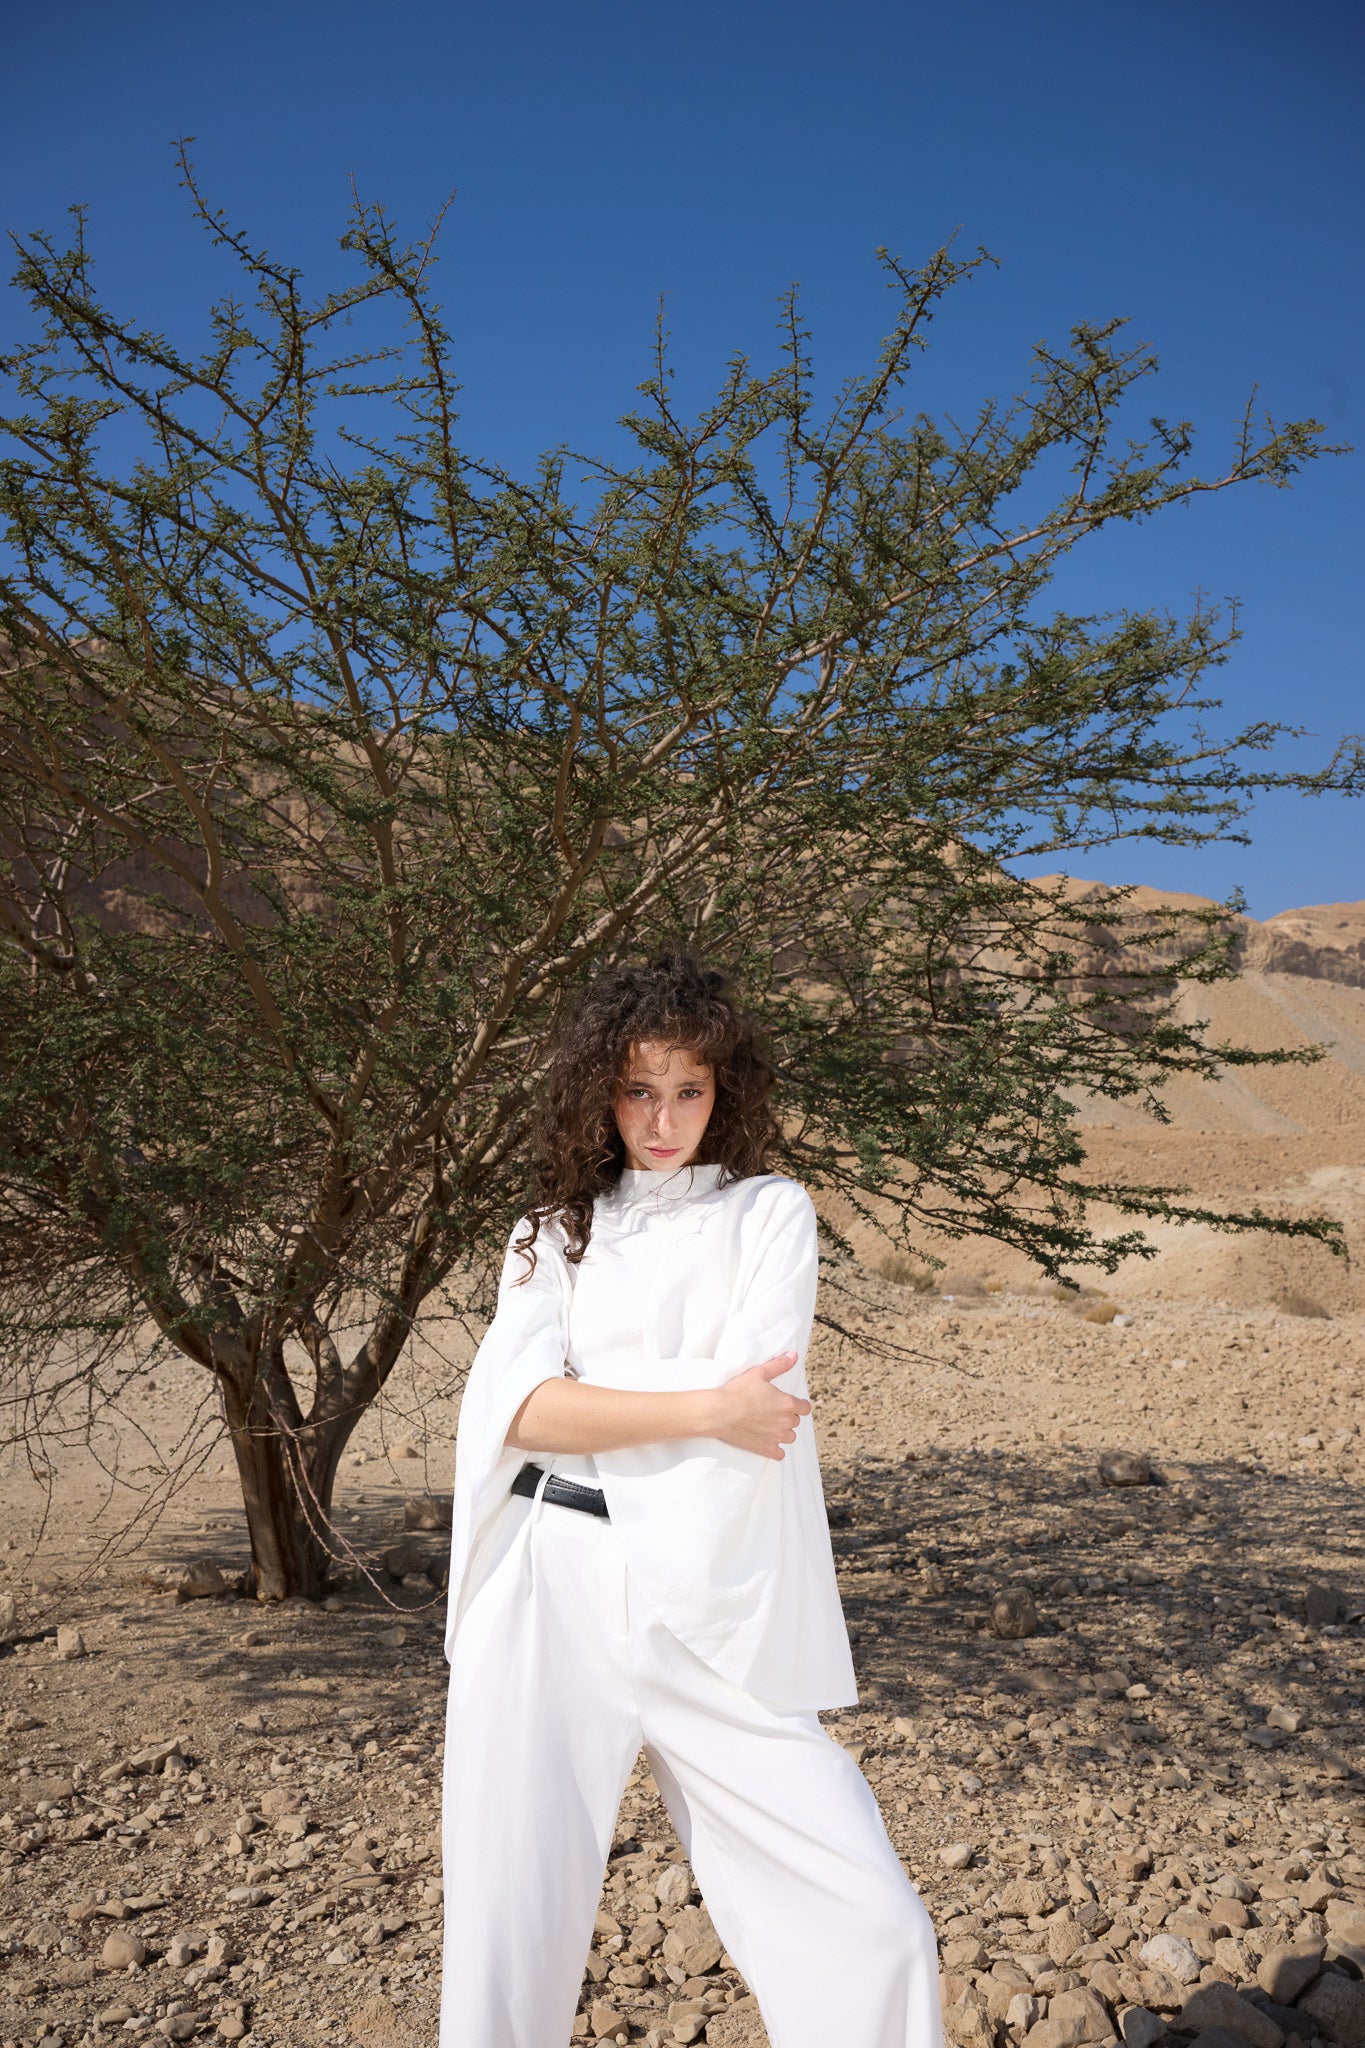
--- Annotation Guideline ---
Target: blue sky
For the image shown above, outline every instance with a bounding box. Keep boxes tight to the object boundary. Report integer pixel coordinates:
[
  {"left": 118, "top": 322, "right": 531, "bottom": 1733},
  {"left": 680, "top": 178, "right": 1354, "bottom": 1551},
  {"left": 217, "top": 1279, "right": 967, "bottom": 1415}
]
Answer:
[{"left": 4, "top": 0, "right": 1361, "bottom": 918}]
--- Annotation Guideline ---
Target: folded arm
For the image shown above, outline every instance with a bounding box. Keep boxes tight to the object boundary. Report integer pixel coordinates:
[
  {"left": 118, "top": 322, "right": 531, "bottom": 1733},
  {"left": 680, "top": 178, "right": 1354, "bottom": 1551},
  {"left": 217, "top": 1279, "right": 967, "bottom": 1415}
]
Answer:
[{"left": 506, "top": 1357, "right": 805, "bottom": 1460}]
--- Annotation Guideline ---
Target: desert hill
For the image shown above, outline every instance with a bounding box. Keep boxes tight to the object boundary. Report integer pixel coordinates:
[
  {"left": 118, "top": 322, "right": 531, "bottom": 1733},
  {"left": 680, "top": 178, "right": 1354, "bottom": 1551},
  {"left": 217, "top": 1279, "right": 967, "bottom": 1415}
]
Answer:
[{"left": 955, "top": 885, "right": 1365, "bottom": 1317}]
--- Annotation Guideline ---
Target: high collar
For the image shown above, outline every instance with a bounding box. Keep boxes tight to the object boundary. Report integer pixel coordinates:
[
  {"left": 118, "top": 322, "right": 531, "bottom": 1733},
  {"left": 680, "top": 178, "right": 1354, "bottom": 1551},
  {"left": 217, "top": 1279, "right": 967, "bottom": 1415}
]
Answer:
[{"left": 610, "top": 1160, "right": 727, "bottom": 1205}]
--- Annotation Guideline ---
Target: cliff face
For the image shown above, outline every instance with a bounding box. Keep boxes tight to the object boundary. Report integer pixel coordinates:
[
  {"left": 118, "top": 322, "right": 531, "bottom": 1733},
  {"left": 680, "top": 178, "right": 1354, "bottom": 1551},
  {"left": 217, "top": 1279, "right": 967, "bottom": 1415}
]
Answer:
[
  {"left": 1240, "top": 902, "right": 1365, "bottom": 987},
  {"left": 1031, "top": 877, "right": 1365, "bottom": 989}
]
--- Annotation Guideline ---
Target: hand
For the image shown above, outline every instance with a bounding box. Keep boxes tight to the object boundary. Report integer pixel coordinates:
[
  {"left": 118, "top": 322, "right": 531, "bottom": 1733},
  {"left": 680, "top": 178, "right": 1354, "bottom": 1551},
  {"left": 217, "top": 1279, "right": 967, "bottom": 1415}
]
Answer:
[{"left": 711, "top": 1352, "right": 811, "bottom": 1461}]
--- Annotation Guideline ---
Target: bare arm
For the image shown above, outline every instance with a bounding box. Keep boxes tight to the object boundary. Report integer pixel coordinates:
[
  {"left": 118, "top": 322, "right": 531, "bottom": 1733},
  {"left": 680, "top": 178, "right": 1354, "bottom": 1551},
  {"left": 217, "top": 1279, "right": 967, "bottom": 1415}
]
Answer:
[{"left": 505, "top": 1352, "right": 809, "bottom": 1461}]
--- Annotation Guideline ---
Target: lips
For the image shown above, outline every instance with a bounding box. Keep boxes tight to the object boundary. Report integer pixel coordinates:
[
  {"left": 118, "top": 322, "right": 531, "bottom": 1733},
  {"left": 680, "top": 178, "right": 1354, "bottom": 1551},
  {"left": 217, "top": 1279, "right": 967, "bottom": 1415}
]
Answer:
[{"left": 647, "top": 1146, "right": 681, "bottom": 1159}]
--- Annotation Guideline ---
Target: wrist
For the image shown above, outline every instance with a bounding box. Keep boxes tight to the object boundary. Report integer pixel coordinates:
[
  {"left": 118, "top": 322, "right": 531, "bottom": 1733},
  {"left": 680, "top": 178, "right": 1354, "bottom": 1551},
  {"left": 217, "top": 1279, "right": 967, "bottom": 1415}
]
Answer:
[{"left": 690, "top": 1386, "right": 730, "bottom": 1438}]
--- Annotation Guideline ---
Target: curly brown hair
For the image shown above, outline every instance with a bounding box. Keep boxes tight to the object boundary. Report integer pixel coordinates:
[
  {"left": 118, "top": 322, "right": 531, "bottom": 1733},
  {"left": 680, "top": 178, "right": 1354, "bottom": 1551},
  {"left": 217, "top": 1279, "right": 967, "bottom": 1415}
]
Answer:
[{"left": 512, "top": 948, "right": 779, "bottom": 1277}]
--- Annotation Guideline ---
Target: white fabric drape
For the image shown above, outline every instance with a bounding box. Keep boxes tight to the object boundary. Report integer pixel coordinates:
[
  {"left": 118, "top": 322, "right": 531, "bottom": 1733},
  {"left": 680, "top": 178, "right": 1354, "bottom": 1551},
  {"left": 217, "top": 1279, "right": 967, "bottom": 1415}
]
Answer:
[{"left": 442, "top": 1162, "right": 858, "bottom": 1711}]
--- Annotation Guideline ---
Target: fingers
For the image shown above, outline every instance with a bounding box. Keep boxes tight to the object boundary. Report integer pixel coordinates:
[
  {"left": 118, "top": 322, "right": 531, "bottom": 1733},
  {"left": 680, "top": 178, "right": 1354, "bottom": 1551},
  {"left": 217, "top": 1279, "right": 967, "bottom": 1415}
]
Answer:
[{"left": 757, "top": 1351, "right": 799, "bottom": 1379}]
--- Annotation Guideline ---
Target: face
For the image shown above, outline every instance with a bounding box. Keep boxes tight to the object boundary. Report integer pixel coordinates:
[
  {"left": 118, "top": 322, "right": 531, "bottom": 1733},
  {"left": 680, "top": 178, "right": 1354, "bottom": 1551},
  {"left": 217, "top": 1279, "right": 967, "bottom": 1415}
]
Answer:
[{"left": 612, "top": 1039, "right": 717, "bottom": 1173}]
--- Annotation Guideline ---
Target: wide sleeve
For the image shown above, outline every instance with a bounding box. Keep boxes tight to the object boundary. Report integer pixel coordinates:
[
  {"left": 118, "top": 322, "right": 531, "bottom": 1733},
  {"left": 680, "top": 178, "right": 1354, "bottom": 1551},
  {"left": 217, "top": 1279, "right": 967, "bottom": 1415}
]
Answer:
[
  {"left": 442, "top": 1216, "right": 571, "bottom": 1657},
  {"left": 711, "top": 1181, "right": 819, "bottom": 1390}
]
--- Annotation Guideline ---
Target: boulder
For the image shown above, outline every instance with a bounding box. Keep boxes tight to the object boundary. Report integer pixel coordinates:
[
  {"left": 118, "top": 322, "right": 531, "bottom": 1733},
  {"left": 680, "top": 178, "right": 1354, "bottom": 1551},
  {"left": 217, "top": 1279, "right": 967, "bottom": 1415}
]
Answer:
[
  {"left": 403, "top": 1496, "right": 453, "bottom": 1532},
  {"left": 382, "top": 1539, "right": 428, "bottom": 1582},
  {"left": 1180, "top": 1983, "right": 1285, "bottom": 2048},
  {"left": 1258, "top": 1943, "right": 1325, "bottom": 2005},
  {"left": 1047, "top": 1987, "right": 1116, "bottom": 2046},
  {"left": 1298, "top": 1974, "right": 1365, "bottom": 2048},
  {"left": 178, "top": 1558, "right": 228, "bottom": 1599},
  {"left": 101, "top": 1928, "right": 147, "bottom": 1969},
  {"left": 1098, "top": 1450, "right": 1152, "bottom": 1487},
  {"left": 656, "top": 1863, "right": 693, "bottom": 1909},
  {"left": 1326, "top": 1905, "right": 1365, "bottom": 1953},
  {"left": 991, "top": 1587, "right": 1039, "bottom": 1640},
  {"left": 661, "top": 1905, "right": 723, "bottom": 1977},
  {"left": 1138, "top": 1936, "right": 1202, "bottom": 1987},
  {"left": 999, "top": 1877, "right": 1061, "bottom": 1919}
]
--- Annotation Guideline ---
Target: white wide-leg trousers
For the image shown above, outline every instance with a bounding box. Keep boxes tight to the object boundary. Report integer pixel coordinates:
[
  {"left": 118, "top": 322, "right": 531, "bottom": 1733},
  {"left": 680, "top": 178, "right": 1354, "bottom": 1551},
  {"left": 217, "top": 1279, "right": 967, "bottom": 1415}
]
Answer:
[{"left": 439, "top": 1476, "right": 943, "bottom": 2048}]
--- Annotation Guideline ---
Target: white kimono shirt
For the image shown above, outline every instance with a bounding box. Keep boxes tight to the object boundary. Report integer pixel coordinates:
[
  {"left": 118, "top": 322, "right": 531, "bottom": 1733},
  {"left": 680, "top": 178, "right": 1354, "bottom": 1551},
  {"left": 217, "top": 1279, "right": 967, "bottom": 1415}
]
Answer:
[{"left": 442, "top": 1161, "right": 859, "bottom": 1711}]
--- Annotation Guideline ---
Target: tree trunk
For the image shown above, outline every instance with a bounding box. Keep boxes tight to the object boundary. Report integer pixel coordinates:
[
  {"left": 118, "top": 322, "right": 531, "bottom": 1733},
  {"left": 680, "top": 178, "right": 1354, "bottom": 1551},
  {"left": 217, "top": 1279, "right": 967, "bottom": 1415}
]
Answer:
[{"left": 219, "top": 1355, "right": 353, "bottom": 1602}]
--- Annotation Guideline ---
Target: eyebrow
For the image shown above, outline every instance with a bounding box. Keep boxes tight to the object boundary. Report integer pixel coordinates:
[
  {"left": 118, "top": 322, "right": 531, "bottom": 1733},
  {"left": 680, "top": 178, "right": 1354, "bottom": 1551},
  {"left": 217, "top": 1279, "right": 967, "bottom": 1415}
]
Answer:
[{"left": 621, "top": 1070, "right": 711, "bottom": 1084}]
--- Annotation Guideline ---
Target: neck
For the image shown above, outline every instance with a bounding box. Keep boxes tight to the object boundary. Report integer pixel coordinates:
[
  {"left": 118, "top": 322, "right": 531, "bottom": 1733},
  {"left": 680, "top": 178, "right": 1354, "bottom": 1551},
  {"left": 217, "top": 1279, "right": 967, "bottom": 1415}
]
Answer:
[{"left": 612, "top": 1159, "right": 726, "bottom": 1202}]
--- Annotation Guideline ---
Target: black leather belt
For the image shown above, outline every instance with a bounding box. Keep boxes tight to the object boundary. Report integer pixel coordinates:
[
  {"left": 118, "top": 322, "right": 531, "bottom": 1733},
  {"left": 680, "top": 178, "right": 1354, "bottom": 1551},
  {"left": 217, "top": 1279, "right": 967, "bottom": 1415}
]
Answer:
[{"left": 510, "top": 1460, "right": 611, "bottom": 1520}]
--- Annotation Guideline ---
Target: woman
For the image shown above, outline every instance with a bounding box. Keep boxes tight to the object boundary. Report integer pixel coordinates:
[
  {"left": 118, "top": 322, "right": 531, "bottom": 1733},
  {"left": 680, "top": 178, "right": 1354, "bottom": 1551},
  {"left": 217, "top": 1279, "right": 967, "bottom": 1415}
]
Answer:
[{"left": 439, "top": 950, "right": 942, "bottom": 2048}]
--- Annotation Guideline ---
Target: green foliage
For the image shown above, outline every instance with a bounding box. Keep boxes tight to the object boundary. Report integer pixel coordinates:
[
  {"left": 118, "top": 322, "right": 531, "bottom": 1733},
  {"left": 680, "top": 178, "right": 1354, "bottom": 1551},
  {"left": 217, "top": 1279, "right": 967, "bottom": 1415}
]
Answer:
[{"left": 0, "top": 153, "right": 1356, "bottom": 1582}]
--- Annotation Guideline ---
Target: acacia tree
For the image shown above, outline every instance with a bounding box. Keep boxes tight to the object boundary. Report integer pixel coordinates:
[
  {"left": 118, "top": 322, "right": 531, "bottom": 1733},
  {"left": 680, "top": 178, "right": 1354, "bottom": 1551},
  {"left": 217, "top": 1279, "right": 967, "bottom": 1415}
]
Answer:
[{"left": 0, "top": 158, "right": 1355, "bottom": 1598}]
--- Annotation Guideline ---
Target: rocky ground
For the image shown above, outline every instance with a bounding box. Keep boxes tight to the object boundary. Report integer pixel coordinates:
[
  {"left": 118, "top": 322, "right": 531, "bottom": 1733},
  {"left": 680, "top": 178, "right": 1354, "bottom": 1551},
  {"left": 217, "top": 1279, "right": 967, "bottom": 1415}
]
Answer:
[{"left": 2, "top": 1258, "right": 1363, "bottom": 2048}]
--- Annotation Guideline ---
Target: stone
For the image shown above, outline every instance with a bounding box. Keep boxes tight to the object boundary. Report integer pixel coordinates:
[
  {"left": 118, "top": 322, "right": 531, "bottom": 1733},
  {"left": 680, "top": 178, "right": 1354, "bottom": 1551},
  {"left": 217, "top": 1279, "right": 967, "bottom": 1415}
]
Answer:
[
  {"left": 101, "top": 1928, "right": 147, "bottom": 1968},
  {"left": 383, "top": 1539, "right": 428, "bottom": 1581},
  {"left": 165, "top": 1934, "right": 202, "bottom": 1968},
  {"left": 1181, "top": 1983, "right": 1285, "bottom": 2048},
  {"left": 661, "top": 1906, "right": 723, "bottom": 1977},
  {"left": 157, "top": 2017, "right": 207, "bottom": 2042},
  {"left": 1138, "top": 1972, "right": 1187, "bottom": 2016},
  {"left": 1326, "top": 1905, "right": 1365, "bottom": 1951},
  {"left": 55, "top": 1624, "right": 87, "bottom": 1660},
  {"left": 705, "top": 2008, "right": 766, "bottom": 2048},
  {"left": 1001, "top": 1877, "right": 1062, "bottom": 1918},
  {"left": 403, "top": 1496, "right": 453, "bottom": 1531},
  {"left": 1304, "top": 1586, "right": 1347, "bottom": 1625},
  {"left": 656, "top": 1865, "right": 693, "bottom": 1909},
  {"left": 1121, "top": 2011, "right": 1167, "bottom": 2048},
  {"left": 588, "top": 1999, "right": 625, "bottom": 2040},
  {"left": 991, "top": 1587, "right": 1039, "bottom": 1640},
  {"left": 1267, "top": 1705, "right": 1307, "bottom": 1734},
  {"left": 940, "top": 1841, "right": 977, "bottom": 1870},
  {"left": 1139, "top": 1936, "right": 1202, "bottom": 1987},
  {"left": 1258, "top": 1944, "right": 1326, "bottom": 2004},
  {"left": 1298, "top": 1974, "right": 1365, "bottom": 2048},
  {"left": 988, "top": 1975, "right": 1031, "bottom": 2025},
  {"left": 218, "top": 2020, "right": 248, "bottom": 2043},
  {"left": 0, "top": 1588, "right": 17, "bottom": 1635},
  {"left": 945, "top": 1985, "right": 994, "bottom": 2048},
  {"left": 944, "top": 1938, "right": 990, "bottom": 1971},
  {"left": 1115, "top": 1849, "right": 1154, "bottom": 1883},
  {"left": 1047, "top": 1987, "right": 1116, "bottom": 2046},
  {"left": 1211, "top": 1901, "right": 1253, "bottom": 1935},
  {"left": 1099, "top": 1450, "right": 1152, "bottom": 1487},
  {"left": 1011, "top": 1995, "right": 1047, "bottom": 2032},
  {"left": 178, "top": 1559, "right": 227, "bottom": 1599},
  {"left": 344, "top": 1993, "right": 419, "bottom": 2045},
  {"left": 1049, "top": 1920, "right": 1085, "bottom": 1968},
  {"left": 1250, "top": 2001, "right": 1317, "bottom": 2041}
]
